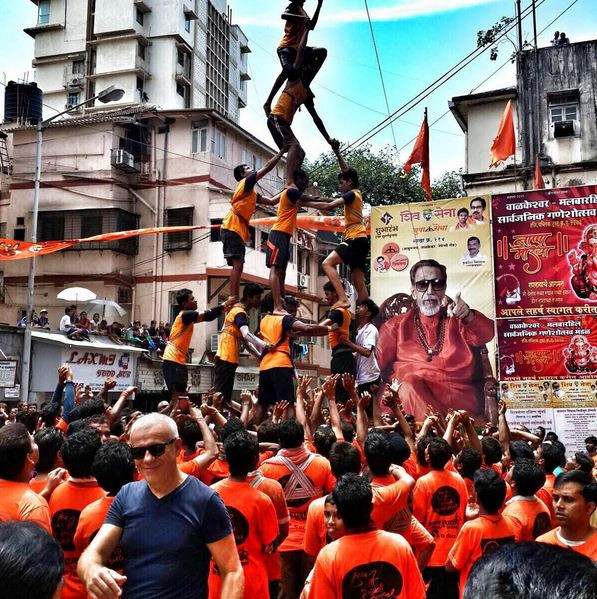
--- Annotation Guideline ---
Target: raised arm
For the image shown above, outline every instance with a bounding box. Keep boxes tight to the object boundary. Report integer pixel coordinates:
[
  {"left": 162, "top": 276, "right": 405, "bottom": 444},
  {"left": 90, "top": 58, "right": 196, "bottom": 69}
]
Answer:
[
  {"left": 296, "top": 376, "right": 313, "bottom": 440},
  {"left": 356, "top": 391, "right": 371, "bottom": 450},
  {"left": 324, "top": 375, "right": 343, "bottom": 441},
  {"left": 331, "top": 139, "right": 349, "bottom": 172},
  {"left": 188, "top": 404, "right": 219, "bottom": 471},
  {"left": 497, "top": 400, "right": 511, "bottom": 458},
  {"left": 256, "top": 148, "right": 286, "bottom": 183},
  {"left": 309, "top": 0, "right": 324, "bottom": 30},
  {"left": 105, "top": 386, "right": 137, "bottom": 425},
  {"left": 291, "top": 320, "right": 330, "bottom": 337}
]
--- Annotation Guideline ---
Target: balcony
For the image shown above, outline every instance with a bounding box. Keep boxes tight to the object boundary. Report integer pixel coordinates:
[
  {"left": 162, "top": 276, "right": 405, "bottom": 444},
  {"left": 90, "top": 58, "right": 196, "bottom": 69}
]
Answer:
[{"left": 24, "top": 21, "right": 64, "bottom": 38}]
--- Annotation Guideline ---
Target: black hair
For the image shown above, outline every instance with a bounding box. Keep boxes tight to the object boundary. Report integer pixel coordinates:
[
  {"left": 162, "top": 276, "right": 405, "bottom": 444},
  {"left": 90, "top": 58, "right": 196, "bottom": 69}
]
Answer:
[
  {"left": 34, "top": 428, "right": 64, "bottom": 474},
  {"left": 545, "top": 431, "right": 559, "bottom": 443},
  {"left": 554, "top": 469, "right": 597, "bottom": 505},
  {"left": 474, "top": 468, "right": 506, "bottom": 513},
  {"left": 457, "top": 447, "right": 482, "bottom": 480},
  {"left": 284, "top": 295, "right": 299, "bottom": 308},
  {"left": 175, "top": 288, "right": 193, "bottom": 308},
  {"left": 409, "top": 259, "right": 447, "bottom": 285},
  {"left": 0, "top": 423, "right": 32, "bottom": 481},
  {"left": 242, "top": 283, "right": 264, "bottom": 301},
  {"left": 64, "top": 306, "right": 72, "bottom": 315},
  {"left": 293, "top": 168, "right": 309, "bottom": 186},
  {"left": 324, "top": 492, "right": 336, "bottom": 506},
  {"left": 15, "top": 412, "right": 37, "bottom": 434},
  {"left": 219, "top": 417, "right": 244, "bottom": 443},
  {"left": 585, "top": 435, "right": 597, "bottom": 445},
  {"left": 233, "top": 164, "right": 250, "bottom": 181},
  {"left": 279, "top": 419, "right": 304, "bottom": 449},
  {"left": 509, "top": 440, "right": 535, "bottom": 461},
  {"left": 39, "top": 406, "right": 59, "bottom": 429},
  {"left": 467, "top": 236, "right": 481, "bottom": 245},
  {"left": 260, "top": 292, "right": 274, "bottom": 314},
  {"left": 341, "top": 421, "right": 355, "bottom": 443},
  {"left": 257, "top": 420, "right": 279, "bottom": 443},
  {"left": 364, "top": 431, "right": 392, "bottom": 476},
  {"left": 314, "top": 425, "right": 337, "bottom": 458},
  {"left": 427, "top": 438, "right": 453, "bottom": 470},
  {"left": 573, "top": 452, "right": 594, "bottom": 474},
  {"left": 457, "top": 207, "right": 469, "bottom": 216},
  {"left": 0, "top": 521, "right": 64, "bottom": 599},
  {"left": 179, "top": 419, "right": 202, "bottom": 451},
  {"left": 359, "top": 299, "right": 379, "bottom": 320},
  {"left": 92, "top": 441, "right": 135, "bottom": 495},
  {"left": 539, "top": 442, "right": 562, "bottom": 474},
  {"left": 551, "top": 441, "right": 567, "bottom": 467},
  {"left": 464, "top": 542, "right": 597, "bottom": 599},
  {"left": 323, "top": 281, "right": 337, "bottom": 295},
  {"left": 332, "top": 473, "right": 373, "bottom": 530},
  {"left": 470, "top": 196, "right": 486, "bottom": 210},
  {"left": 534, "top": 426, "right": 546, "bottom": 441},
  {"left": 511, "top": 458, "right": 546, "bottom": 497},
  {"left": 328, "top": 441, "right": 361, "bottom": 477},
  {"left": 69, "top": 398, "right": 105, "bottom": 423},
  {"left": 60, "top": 428, "right": 101, "bottom": 478},
  {"left": 338, "top": 167, "right": 359, "bottom": 189},
  {"left": 481, "top": 436, "right": 502, "bottom": 466},
  {"left": 388, "top": 432, "right": 410, "bottom": 466},
  {"left": 416, "top": 434, "right": 434, "bottom": 467},
  {"left": 224, "top": 431, "right": 259, "bottom": 477}
]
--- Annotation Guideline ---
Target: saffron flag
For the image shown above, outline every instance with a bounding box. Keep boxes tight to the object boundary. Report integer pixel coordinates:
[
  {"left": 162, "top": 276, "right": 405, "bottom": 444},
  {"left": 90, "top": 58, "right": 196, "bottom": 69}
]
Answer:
[
  {"left": 403, "top": 109, "right": 432, "bottom": 201},
  {"left": 489, "top": 99, "right": 516, "bottom": 167},
  {"left": 534, "top": 154, "right": 545, "bottom": 189}
]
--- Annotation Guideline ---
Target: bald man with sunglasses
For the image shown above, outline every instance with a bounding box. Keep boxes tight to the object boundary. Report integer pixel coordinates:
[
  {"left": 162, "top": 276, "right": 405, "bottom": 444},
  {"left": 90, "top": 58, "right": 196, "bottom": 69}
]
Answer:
[
  {"left": 376, "top": 259, "right": 494, "bottom": 421},
  {"left": 79, "top": 413, "right": 244, "bottom": 599}
]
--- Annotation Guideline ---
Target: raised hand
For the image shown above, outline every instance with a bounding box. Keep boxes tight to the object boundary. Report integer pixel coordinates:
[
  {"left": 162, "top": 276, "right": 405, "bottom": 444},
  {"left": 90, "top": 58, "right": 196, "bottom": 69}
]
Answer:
[
  {"left": 273, "top": 400, "right": 289, "bottom": 422},
  {"left": 341, "top": 373, "right": 356, "bottom": 396},
  {"left": 240, "top": 390, "right": 253, "bottom": 407},
  {"left": 447, "top": 292, "right": 471, "bottom": 320},
  {"left": 358, "top": 391, "right": 372, "bottom": 412},
  {"left": 322, "top": 375, "right": 339, "bottom": 399}
]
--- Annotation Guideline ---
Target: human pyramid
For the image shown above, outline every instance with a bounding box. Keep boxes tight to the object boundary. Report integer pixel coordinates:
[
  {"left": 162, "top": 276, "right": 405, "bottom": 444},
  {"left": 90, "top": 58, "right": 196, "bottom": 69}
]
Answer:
[{"left": 0, "top": 3, "right": 596, "bottom": 599}]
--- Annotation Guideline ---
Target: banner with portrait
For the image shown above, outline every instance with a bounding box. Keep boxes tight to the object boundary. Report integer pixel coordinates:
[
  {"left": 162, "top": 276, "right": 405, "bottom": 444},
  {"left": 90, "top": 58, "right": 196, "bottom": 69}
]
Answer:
[
  {"left": 492, "top": 185, "right": 597, "bottom": 451},
  {"left": 371, "top": 196, "right": 496, "bottom": 422}
]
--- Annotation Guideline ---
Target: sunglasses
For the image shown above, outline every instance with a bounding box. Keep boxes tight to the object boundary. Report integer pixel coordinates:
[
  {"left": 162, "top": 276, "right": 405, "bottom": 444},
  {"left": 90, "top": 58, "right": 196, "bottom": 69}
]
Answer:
[
  {"left": 414, "top": 279, "right": 447, "bottom": 292},
  {"left": 130, "top": 438, "right": 176, "bottom": 460}
]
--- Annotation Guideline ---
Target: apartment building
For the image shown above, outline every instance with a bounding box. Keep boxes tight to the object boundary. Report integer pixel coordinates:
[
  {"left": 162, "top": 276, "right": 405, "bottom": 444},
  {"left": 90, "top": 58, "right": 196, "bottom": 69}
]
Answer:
[
  {"left": 25, "top": 0, "right": 249, "bottom": 122},
  {"left": 0, "top": 107, "right": 334, "bottom": 400}
]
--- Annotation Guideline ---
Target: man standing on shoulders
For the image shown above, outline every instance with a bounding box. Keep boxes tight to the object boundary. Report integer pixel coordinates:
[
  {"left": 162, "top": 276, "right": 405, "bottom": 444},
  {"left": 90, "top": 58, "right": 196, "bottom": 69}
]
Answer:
[
  {"left": 308, "top": 473, "right": 425, "bottom": 599},
  {"left": 162, "top": 289, "right": 233, "bottom": 406},
  {"left": 215, "top": 283, "right": 270, "bottom": 406},
  {"left": 536, "top": 470, "right": 597, "bottom": 561},
  {"left": 223, "top": 149, "right": 287, "bottom": 303},
  {"left": 79, "top": 413, "right": 243, "bottom": 599}
]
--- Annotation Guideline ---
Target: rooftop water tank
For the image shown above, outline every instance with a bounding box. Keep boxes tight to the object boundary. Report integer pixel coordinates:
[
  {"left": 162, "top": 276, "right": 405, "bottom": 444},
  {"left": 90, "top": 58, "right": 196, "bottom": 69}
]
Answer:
[{"left": 3, "top": 81, "right": 43, "bottom": 125}]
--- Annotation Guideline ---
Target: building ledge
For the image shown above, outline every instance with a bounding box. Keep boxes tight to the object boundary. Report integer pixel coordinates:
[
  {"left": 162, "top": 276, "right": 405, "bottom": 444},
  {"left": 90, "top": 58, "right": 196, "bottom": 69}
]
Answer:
[
  {"left": 134, "top": 0, "right": 152, "bottom": 13},
  {"left": 89, "top": 32, "right": 148, "bottom": 46},
  {"left": 24, "top": 22, "right": 65, "bottom": 38},
  {"left": 87, "top": 67, "right": 151, "bottom": 80}
]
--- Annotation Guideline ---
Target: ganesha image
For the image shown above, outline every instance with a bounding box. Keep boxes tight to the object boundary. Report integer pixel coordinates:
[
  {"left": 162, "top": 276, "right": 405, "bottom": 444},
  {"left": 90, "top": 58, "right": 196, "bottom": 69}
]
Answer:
[
  {"left": 568, "top": 226, "right": 597, "bottom": 299},
  {"left": 563, "top": 335, "right": 597, "bottom": 373}
]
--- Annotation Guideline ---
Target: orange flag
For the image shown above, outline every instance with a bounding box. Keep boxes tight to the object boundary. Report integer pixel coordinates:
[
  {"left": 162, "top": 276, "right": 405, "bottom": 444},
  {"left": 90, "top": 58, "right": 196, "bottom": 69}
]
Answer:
[
  {"left": 404, "top": 109, "right": 432, "bottom": 201},
  {"left": 489, "top": 99, "right": 515, "bottom": 167},
  {"left": 534, "top": 154, "right": 545, "bottom": 189}
]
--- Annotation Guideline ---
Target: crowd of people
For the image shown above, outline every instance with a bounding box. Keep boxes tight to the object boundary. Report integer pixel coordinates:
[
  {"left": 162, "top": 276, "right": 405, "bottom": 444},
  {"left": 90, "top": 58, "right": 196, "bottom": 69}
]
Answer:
[{"left": 0, "top": 362, "right": 596, "bottom": 599}]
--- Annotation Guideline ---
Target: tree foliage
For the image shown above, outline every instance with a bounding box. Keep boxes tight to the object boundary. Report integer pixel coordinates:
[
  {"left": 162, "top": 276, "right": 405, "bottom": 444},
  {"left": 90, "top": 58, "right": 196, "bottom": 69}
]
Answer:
[{"left": 304, "top": 145, "right": 464, "bottom": 206}]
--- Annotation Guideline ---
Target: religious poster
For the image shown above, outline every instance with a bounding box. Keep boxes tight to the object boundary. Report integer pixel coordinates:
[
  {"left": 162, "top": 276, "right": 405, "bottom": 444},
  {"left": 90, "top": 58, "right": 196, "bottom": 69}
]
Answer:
[
  {"left": 492, "top": 185, "right": 597, "bottom": 450},
  {"left": 371, "top": 196, "right": 496, "bottom": 422}
]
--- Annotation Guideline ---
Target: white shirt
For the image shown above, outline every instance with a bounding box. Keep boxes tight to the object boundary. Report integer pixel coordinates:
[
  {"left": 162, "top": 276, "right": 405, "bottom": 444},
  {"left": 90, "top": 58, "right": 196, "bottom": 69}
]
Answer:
[
  {"left": 59, "top": 314, "right": 72, "bottom": 332},
  {"left": 355, "top": 322, "right": 380, "bottom": 385}
]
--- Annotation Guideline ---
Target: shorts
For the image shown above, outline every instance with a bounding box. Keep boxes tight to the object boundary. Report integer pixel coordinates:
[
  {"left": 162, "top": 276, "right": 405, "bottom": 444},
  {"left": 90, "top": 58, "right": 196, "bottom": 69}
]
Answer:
[
  {"left": 214, "top": 358, "right": 238, "bottom": 402},
  {"left": 267, "top": 114, "right": 297, "bottom": 151},
  {"left": 336, "top": 236, "right": 370, "bottom": 271},
  {"left": 357, "top": 377, "right": 381, "bottom": 395},
  {"left": 277, "top": 46, "right": 298, "bottom": 80},
  {"left": 331, "top": 347, "right": 356, "bottom": 403},
  {"left": 220, "top": 228, "right": 246, "bottom": 265},
  {"left": 266, "top": 230, "right": 292, "bottom": 270},
  {"left": 162, "top": 360, "right": 188, "bottom": 393},
  {"left": 258, "top": 368, "right": 295, "bottom": 406},
  {"left": 277, "top": 46, "right": 328, "bottom": 87}
]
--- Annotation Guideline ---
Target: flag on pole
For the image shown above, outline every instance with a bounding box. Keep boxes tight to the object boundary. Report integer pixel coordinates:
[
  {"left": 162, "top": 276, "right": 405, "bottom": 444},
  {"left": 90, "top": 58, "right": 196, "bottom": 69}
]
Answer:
[
  {"left": 404, "top": 108, "right": 432, "bottom": 201},
  {"left": 534, "top": 154, "right": 545, "bottom": 189},
  {"left": 489, "top": 99, "right": 516, "bottom": 168}
]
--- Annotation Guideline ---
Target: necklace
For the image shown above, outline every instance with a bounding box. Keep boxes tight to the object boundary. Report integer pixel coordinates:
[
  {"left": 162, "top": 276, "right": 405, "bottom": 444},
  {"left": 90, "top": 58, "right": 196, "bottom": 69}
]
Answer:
[{"left": 414, "top": 310, "right": 446, "bottom": 361}]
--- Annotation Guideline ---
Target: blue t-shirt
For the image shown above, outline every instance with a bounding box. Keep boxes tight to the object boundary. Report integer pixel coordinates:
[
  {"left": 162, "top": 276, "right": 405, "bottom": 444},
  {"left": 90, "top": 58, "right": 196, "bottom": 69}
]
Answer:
[{"left": 105, "top": 476, "right": 232, "bottom": 599}]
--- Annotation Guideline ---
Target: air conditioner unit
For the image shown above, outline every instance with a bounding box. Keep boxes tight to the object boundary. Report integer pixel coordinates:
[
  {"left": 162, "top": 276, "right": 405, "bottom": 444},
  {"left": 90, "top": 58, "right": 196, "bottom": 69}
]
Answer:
[
  {"left": 112, "top": 149, "right": 135, "bottom": 170},
  {"left": 297, "top": 273, "right": 310, "bottom": 289},
  {"left": 552, "top": 119, "right": 580, "bottom": 138},
  {"left": 66, "top": 75, "right": 84, "bottom": 88},
  {"left": 210, "top": 334, "right": 220, "bottom": 352}
]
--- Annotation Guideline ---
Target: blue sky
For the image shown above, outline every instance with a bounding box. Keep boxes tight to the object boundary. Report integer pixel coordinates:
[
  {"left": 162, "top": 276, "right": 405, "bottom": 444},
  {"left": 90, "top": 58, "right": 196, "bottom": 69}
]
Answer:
[{"left": 2, "top": 0, "right": 595, "bottom": 177}]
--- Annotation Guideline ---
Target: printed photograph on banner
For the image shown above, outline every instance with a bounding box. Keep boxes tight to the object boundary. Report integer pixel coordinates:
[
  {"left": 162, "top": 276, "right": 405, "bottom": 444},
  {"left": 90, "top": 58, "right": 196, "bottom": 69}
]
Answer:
[
  {"left": 497, "top": 315, "right": 597, "bottom": 379},
  {"left": 499, "top": 380, "right": 553, "bottom": 406},
  {"left": 492, "top": 184, "right": 597, "bottom": 318},
  {"left": 371, "top": 196, "right": 496, "bottom": 422}
]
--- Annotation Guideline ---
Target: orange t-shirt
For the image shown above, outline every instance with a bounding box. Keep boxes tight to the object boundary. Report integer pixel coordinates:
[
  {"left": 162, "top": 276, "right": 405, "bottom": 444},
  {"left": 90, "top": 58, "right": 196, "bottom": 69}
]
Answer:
[
  {"left": 0, "top": 479, "right": 51, "bottom": 532},
  {"left": 73, "top": 496, "right": 124, "bottom": 573},
  {"left": 279, "top": 7, "right": 308, "bottom": 48},
  {"left": 49, "top": 479, "right": 106, "bottom": 599},
  {"left": 412, "top": 470, "right": 468, "bottom": 567},
  {"left": 248, "top": 471, "right": 290, "bottom": 581},
  {"left": 536, "top": 473, "right": 557, "bottom": 526},
  {"left": 536, "top": 527, "right": 597, "bottom": 561},
  {"left": 201, "top": 458, "right": 230, "bottom": 486},
  {"left": 404, "top": 515, "right": 435, "bottom": 556},
  {"left": 29, "top": 476, "right": 48, "bottom": 496},
  {"left": 308, "top": 529, "right": 426, "bottom": 599},
  {"left": 448, "top": 514, "right": 519, "bottom": 598},
  {"left": 163, "top": 311, "right": 195, "bottom": 365},
  {"left": 502, "top": 496, "right": 552, "bottom": 541},
  {"left": 261, "top": 452, "right": 334, "bottom": 552},
  {"left": 208, "top": 479, "right": 278, "bottom": 599},
  {"left": 222, "top": 177, "right": 258, "bottom": 242}
]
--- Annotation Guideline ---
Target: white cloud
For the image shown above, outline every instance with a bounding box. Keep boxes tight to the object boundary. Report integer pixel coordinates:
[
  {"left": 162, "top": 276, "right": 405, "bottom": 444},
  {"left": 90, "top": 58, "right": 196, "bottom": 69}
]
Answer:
[{"left": 234, "top": 0, "right": 499, "bottom": 27}]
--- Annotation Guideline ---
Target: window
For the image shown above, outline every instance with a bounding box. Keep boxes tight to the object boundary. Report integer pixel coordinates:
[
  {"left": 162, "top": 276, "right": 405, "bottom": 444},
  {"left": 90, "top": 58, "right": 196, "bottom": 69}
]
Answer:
[
  {"left": 0, "top": 223, "right": 5, "bottom": 238},
  {"left": 177, "top": 49, "right": 185, "bottom": 66},
  {"left": 72, "top": 60, "right": 84, "bottom": 75},
  {"left": 16, "top": 217, "right": 24, "bottom": 226},
  {"left": 550, "top": 104, "right": 578, "bottom": 123},
  {"left": 14, "top": 229, "right": 25, "bottom": 242},
  {"left": 184, "top": 16, "right": 191, "bottom": 33},
  {"left": 136, "top": 7, "right": 144, "bottom": 25},
  {"left": 67, "top": 92, "right": 80, "bottom": 107},
  {"left": 210, "top": 219, "right": 222, "bottom": 242},
  {"left": 81, "top": 210, "right": 102, "bottom": 238},
  {"left": 38, "top": 0, "right": 50, "bottom": 25},
  {"left": 191, "top": 122, "right": 208, "bottom": 154},
  {"left": 136, "top": 77, "right": 144, "bottom": 92},
  {"left": 252, "top": 154, "right": 262, "bottom": 170},
  {"left": 212, "top": 130, "right": 226, "bottom": 159},
  {"left": 260, "top": 231, "right": 268, "bottom": 251},
  {"left": 165, "top": 208, "right": 193, "bottom": 250},
  {"left": 176, "top": 83, "right": 186, "bottom": 97},
  {"left": 137, "top": 42, "right": 146, "bottom": 60},
  {"left": 40, "top": 213, "right": 65, "bottom": 241},
  {"left": 118, "top": 287, "right": 133, "bottom": 305}
]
